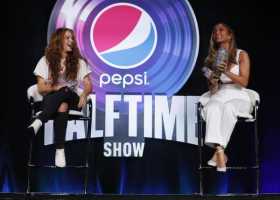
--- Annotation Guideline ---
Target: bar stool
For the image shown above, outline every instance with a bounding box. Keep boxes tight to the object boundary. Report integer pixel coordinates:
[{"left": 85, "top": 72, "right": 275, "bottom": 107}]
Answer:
[
  {"left": 197, "top": 88, "right": 260, "bottom": 195},
  {"left": 26, "top": 84, "right": 92, "bottom": 194}
]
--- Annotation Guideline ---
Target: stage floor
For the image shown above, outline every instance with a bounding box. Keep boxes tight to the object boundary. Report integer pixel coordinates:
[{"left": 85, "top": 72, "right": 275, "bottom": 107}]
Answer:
[{"left": 1, "top": 193, "right": 280, "bottom": 200}]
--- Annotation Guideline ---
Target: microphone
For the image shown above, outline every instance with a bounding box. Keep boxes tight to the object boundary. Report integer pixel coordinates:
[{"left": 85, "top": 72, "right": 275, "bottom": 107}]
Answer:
[
  {"left": 212, "top": 47, "right": 229, "bottom": 80},
  {"left": 214, "top": 47, "right": 229, "bottom": 67},
  {"left": 202, "top": 48, "right": 229, "bottom": 79}
]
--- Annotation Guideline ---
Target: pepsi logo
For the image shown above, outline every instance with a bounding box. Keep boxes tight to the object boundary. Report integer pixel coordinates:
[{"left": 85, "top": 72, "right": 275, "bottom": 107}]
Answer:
[
  {"left": 48, "top": 0, "right": 199, "bottom": 104},
  {"left": 90, "top": 3, "right": 157, "bottom": 69}
]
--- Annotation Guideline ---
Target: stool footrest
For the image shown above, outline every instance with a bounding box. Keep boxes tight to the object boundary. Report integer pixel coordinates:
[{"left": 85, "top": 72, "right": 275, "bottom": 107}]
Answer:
[
  {"left": 199, "top": 166, "right": 259, "bottom": 170},
  {"left": 28, "top": 164, "right": 88, "bottom": 169}
]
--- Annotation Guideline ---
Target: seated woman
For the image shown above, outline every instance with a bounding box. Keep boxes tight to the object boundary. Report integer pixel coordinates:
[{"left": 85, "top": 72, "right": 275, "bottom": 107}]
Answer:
[
  {"left": 200, "top": 23, "right": 251, "bottom": 172},
  {"left": 27, "top": 28, "right": 92, "bottom": 167}
]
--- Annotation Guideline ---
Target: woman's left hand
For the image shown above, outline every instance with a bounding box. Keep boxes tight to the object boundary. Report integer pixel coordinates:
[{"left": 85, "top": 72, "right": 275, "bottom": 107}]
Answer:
[{"left": 78, "top": 93, "right": 87, "bottom": 108}]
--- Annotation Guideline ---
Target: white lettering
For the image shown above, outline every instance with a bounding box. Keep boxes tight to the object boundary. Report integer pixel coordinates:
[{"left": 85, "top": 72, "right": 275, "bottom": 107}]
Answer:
[
  {"left": 105, "top": 95, "right": 121, "bottom": 137},
  {"left": 113, "top": 142, "right": 122, "bottom": 157},
  {"left": 124, "top": 95, "right": 142, "bottom": 137},
  {"left": 103, "top": 142, "right": 112, "bottom": 157},
  {"left": 65, "top": 120, "right": 86, "bottom": 141},
  {"left": 43, "top": 95, "right": 200, "bottom": 155},
  {"left": 133, "top": 142, "right": 145, "bottom": 157},
  {"left": 99, "top": 72, "right": 149, "bottom": 88},
  {"left": 155, "top": 96, "right": 185, "bottom": 142},
  {"left": 90, "top": 95, "right": 104, "bottom": 138},
  {"left": 123, "top": 143, "right": 132, "bottom": 157},
  {"left": 144, "top": 95, "right": 153, "bottom": 138},
  {"left": 186, "top": 96, "right": 200, "bottom": 145},
  {"left": 100, "top": 74, "right": 111, "bottom": 87},
  {"left": 103, "top": 142, "right": 145, "bottom": 157},
  {"left": 111, "top": 74, "right": 122, "bottom": 85}
]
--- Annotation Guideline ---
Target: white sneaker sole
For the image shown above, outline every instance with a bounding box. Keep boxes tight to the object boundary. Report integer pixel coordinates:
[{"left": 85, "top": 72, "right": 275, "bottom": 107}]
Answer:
[
  {"left": 217, "top": 167, "right": 227, "bottom": 172},
  {"left": 207, "top": 160, "right": 217, "bottom": 167}
]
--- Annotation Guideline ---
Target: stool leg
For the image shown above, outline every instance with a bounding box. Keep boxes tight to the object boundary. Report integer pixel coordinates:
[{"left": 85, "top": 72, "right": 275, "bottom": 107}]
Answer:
[
  {"left": 83, "top": 120, "right": 90, "bottom": 194},
  {"left": 26, "top": 100, "right": 35, "bottom": 195},
  {"left": 83, "top": 102, "right": 92, "bottom": 194},
  {"left": 197, "top": 103, "right": 204, "bottom": 195},
  {"left": 254, "top": 109, "right": 260, "bottom": 195},
  {"left": 26, "top": 139, "right": 33, "bottom": 194}
]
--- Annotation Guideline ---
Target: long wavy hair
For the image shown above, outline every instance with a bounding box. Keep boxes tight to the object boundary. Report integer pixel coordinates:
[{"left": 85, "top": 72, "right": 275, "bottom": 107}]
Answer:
[
  {"left": 45, "top": 28, "right": 83, "bottom": 85},
  {"left": 204, "top": 23, "right": 237, "bottom": 69}
]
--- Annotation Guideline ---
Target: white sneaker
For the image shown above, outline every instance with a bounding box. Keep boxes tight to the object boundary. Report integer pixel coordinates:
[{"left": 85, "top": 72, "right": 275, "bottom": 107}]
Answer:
[
  {"left": 217, "top": 166, "right": 227, "bottom": 172},
  {"left": 55, "top": 149, "right": 66, "bottom": 168},
  {"left": 207, "top": 159, "right": 217, "bottom": 167}
]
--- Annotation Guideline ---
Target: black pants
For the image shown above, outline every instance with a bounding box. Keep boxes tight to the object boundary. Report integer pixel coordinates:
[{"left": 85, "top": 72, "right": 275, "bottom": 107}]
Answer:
[{"left": 38, "top": 87, "right": 80, "bottom": 149}]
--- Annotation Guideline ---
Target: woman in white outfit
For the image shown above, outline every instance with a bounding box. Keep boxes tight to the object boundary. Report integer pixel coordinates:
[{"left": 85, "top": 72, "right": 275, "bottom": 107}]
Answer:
[{"left": 200, "top": 23, "right": 251, "bottom": 172}]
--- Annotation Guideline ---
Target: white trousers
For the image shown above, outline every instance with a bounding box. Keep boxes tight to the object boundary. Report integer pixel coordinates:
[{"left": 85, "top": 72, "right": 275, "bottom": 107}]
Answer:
[{"left": 203, "top": 99, "right": 251, "bottom": 148}]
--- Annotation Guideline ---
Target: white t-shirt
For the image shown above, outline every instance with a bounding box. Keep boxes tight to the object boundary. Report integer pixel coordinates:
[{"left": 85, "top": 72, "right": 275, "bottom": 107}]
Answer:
[{"left": 34, "top": 56, "right": 91, "bottom": 93}]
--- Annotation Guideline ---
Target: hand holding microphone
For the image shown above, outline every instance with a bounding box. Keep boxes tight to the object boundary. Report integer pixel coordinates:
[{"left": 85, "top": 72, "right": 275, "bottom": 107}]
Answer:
[
  {"left": 202, "top": 48, "right": 228, "bottom": 79},
  {"left": 203, "top": 48, "right": 229, "bottom": 94},
  {"left": 212, "top": 47, "right": 229, "bottom": 80}
]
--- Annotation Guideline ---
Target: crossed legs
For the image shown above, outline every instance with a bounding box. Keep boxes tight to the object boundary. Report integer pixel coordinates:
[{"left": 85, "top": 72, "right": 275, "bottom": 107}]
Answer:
[
  {"left": 203, "top": 99, "right": 250, "bottom": 172},
  {"left": 27, "top": 88, "right": 79, "bottom": 167}
]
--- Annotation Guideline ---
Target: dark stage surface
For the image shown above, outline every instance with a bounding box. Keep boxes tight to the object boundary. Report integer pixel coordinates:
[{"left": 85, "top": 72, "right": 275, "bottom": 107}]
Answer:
[{"left": 1, "top": 193, "right": 280, "bottom": 200}]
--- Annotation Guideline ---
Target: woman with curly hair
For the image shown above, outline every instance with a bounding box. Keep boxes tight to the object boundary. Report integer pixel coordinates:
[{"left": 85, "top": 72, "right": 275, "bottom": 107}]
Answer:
[
  {"left": 200, "top": 23, "right": 251, "bottom": 172},
  {"left": 27, "top": 28, "right": 92, "bottom": 167}
]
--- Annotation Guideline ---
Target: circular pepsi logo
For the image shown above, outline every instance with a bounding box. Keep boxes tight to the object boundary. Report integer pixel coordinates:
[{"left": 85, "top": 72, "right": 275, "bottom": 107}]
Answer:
[
  {"left": 90, "top": 3, "right": 157, "bottom": 69},
  {"left": 48, "top": 0, "right": 199, "bottom": 104}
]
